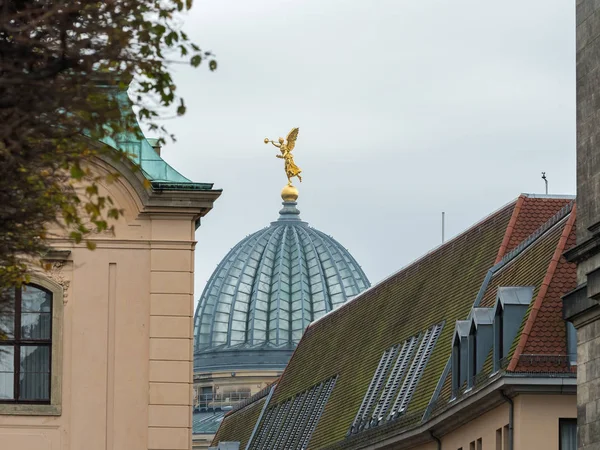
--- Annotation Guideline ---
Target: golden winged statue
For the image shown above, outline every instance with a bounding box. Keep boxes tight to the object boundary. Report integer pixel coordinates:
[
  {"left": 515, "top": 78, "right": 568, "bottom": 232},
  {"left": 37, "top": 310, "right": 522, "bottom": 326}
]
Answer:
[{"left": 264, "top": 127, "right": 302, "bottom": 186}]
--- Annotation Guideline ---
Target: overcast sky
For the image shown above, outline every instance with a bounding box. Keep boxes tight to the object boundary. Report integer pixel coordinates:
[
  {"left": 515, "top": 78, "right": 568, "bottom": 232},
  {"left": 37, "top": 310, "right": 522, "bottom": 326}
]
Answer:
[{"left": 150, "top": 0, "right": 576, "bottom": 305}]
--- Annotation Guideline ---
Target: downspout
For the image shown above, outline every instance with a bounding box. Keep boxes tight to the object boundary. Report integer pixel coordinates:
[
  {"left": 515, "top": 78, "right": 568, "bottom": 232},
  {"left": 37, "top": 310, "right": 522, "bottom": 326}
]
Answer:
[
  {"left": 500, "top": 391, "right": 513, "bottom": 450},
  {"left": 431, "top": 431, "right": 441, "bottom": 450}
]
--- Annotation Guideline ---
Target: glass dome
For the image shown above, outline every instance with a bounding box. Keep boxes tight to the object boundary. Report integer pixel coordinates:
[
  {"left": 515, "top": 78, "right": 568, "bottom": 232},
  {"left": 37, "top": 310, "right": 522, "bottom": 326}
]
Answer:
[{"left": 193, "top": 195, "right": 370, "bottom": 372}]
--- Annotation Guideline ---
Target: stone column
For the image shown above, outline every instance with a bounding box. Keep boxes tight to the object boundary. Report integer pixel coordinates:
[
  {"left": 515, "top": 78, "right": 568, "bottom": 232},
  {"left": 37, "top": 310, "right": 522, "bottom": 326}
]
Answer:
[{"left": 563, "top": 1, "right": 600, "bottom": 448}]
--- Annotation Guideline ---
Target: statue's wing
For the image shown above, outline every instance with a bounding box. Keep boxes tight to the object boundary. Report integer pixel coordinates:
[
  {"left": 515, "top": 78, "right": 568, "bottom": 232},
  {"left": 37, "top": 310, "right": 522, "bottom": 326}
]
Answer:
[{"left": 286, "top": 128, "right": 299, "bottom": 151}]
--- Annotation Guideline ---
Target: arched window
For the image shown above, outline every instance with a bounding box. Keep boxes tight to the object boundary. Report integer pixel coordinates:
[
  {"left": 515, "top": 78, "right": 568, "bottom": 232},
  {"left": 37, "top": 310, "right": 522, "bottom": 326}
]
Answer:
[{"left": 0, "top": 284, "right": 52, "bottom": 403}]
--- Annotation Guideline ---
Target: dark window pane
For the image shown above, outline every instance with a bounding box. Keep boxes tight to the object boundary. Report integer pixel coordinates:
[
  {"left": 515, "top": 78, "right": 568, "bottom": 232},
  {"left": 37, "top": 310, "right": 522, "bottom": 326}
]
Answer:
[
  {"left": 21, "top": 286, "right": 51, "bottom": 313},
  {"left": 0, "top": 290, "right": 15, "bottom": 340},
  {"left": 567, "top": 322, "right": 577, "bottom": 365},
  {"left": 560, "top": 419, "right": 577, "bottom": 450},
  {"left": 0, "top": 346, "right": 14, "bottom": 399},
  {"left": 19, "top": 346, "right": 50, "bottom": 401},
  {"left": 21, "top": 313, "right": 51, "bottom": 340}
]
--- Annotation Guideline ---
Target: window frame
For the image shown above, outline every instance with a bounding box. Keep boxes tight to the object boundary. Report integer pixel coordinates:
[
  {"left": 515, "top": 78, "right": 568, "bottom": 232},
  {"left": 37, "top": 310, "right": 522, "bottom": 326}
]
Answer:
[
  {"left": 0, "top": 284, "right": 53, "bottom": 404},
  {"left": 566, "top": 322, "right": 577, "bottom": 366},
  {"left": 468, "top": 324, "right": 477, "bottom": 388},
  {"left": 494, "top": 304, "right": 504, "bottom": 372},
  {"left": 451, "top": 337, "right": 461, "bottom": 398},
  {"left": 559, "top": 418, "right": 577, "bottom": 450},
  {"left": 0, "top": 275, "right": 63, "bottom": 415}
]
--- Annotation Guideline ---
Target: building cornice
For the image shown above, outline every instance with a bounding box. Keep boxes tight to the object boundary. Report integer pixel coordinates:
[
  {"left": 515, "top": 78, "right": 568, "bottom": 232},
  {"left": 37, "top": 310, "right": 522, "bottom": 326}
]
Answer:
[{"left": 564, "top": 233, "right": 600, "bottom": 264}]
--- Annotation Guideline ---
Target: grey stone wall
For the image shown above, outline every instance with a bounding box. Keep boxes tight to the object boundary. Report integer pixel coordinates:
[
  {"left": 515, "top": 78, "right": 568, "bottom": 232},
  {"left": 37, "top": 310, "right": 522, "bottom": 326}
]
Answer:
[
  {"left": 576, "top": 0, "right": 600, "bottom": 247},
  {"left": 567, "top": 2, "right": 600, "bottom": 450},
  {"left": 577, "top": 321, "right": 600, "bottom": 448}
]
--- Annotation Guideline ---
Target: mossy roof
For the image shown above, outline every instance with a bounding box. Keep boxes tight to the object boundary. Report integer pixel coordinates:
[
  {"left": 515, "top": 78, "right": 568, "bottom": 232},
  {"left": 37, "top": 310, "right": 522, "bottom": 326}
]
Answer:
[
  {"left": 212, "top": 195, "right": 577, "bottom": 449},
  {"left": 212, "top": 397, "right": 266, "bottom": 449}
]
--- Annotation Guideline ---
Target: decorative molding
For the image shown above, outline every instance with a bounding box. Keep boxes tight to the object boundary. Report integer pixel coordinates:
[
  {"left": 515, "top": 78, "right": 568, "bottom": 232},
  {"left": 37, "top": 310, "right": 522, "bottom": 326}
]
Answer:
[
  {"left": 40, "top": 250, "right": 71, "bottom": 261},
  {"left": 47, "top": 262, "right": 70, "bottom": 304}
]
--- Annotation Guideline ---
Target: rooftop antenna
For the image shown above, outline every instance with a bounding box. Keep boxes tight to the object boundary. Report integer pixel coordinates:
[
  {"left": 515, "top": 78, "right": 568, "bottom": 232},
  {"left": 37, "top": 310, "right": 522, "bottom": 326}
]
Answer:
[
  {"left": 541, "top": 172, "right": 548, "bottom": 195},
  {"left": 442, "top": 212, "right": 445, "bottom": 244}
]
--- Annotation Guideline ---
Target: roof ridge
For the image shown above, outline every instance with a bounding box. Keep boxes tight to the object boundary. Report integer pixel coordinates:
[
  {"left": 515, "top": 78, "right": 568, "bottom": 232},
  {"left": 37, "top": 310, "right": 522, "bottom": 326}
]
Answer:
[
  {"left": 424, "top": 201, "right": 576, "bottom": 419},
  {"left": 490, "top": 200, "right": 574, "bottom": 273},
  {"left": 494, "top": 195, "right": 526, "bottom": 264},
  {"left": 226, "top": 380, "right": 277, "bottom": 417},
  {"left": 309, "top": 198, "right": 518, "bottom": 329},
  {"left": 469, "top": 200, "right": 574, "bottom": 311},
  {"left": 522, "top": 193, "right": 576, "bottom": 199},
  {"left": 507, "top": 204, "right": 577, "bottom": 371}
]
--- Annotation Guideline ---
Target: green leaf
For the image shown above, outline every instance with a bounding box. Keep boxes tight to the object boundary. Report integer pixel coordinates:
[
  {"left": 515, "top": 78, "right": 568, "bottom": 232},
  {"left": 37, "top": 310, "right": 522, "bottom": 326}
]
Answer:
[
  {"left": 70, "top": 164, "right": 85, "bottom": 180},
  {"left": 191, "top": 55, "right": 202, "bottom": 67},
  {"left": 209, "top": 60, "right": 217, "bottom": 71},
  {"left": 177, "top": 99, "right": 186, "bottom": 116}
]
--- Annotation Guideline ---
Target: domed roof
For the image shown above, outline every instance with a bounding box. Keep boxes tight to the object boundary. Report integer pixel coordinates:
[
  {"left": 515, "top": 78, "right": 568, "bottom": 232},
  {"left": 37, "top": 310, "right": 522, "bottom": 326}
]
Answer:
[{"left": 193, "top": 189, "right": 370, "bottom": 372}]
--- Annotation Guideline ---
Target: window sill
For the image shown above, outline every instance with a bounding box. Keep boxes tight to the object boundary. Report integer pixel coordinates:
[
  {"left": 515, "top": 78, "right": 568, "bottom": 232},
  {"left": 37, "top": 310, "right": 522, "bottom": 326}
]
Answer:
[{"left": 0, "top": 404, "right": 61, "bottom": 416}]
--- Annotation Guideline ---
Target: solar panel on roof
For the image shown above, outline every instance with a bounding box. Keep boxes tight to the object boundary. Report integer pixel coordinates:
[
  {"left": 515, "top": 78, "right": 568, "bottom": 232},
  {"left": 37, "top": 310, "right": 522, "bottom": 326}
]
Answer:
[
  {"left": 349, "top": 344, "right": 399, "bottom": 433},
  {"left": 389, "top": 323, "right": 443, "bottom": 419},
  {"left": 372, "top": 335, "right": 419, "bottom": 424},
  {"left": 287, "top": 384, "right": 319, "bottom": 449},
  {"left": 298, "top": 377, "right": 337, "bottom": 449},
  {"left": 276, "top": 393, "right": 305, "bottom": 448},
  {"left": 248, "top": 376, "right": 338, "bottom": 450},
  {"left": 280, "top": 392, "right": 308, "bottom": 449}
]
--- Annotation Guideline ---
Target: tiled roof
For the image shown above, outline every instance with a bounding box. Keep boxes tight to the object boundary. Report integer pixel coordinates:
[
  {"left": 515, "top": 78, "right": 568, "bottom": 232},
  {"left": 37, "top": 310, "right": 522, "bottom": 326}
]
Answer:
[
  {"left": 504, "top": 195, "right": 572, "bottom": 254},
  {"left": 212, "top": 195, "right": 577, "bottom": 450},
  {"left": 479, "top": 219, "right": 564, "bottom": 309},
  {"left": 511, "top": 207, "right": 577, "bottom": 372}
]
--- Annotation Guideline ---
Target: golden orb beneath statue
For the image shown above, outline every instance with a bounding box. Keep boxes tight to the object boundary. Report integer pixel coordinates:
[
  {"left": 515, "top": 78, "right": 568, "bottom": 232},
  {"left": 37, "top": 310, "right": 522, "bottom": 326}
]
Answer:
[{"left": 281, "top": 184, "right": 299, "bottom": 202}]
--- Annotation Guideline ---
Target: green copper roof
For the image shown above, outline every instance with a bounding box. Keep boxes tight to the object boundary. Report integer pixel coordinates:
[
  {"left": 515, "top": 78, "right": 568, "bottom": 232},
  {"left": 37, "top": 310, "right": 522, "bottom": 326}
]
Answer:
[{"left": 98, "top": 88, "right": 214, "bottom": 191}]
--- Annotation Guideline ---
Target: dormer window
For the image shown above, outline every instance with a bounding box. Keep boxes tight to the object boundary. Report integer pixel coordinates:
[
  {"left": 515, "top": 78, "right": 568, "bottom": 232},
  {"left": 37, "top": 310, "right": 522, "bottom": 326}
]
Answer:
[
  {"left": 452, "top": 338, "right": 461, "bottom": 397},
  {"left": 493, "top": 286, "right": 534, "bottom": 372},
  {"left": 451, "top": 320, "right": 470, "bottom": 398},
  {"left": 468, "top": 323, "right": 477, "bottom": 388},
  {"left": 494, "top": 304, "right": 504, "bottom": 372}
]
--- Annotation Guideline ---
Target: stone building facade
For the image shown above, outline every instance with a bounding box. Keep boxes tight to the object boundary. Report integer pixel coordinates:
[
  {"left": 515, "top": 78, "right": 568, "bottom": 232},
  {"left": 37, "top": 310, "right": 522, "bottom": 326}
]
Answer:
[{"left": 563, "top": 1, "right": 600, "bottom": 449}]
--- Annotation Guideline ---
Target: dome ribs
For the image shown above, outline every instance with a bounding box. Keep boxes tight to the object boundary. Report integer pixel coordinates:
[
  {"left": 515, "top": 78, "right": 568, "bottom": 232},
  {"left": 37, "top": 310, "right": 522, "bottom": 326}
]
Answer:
[
  {"left": 211, "top": 231, "right": 263, "bottom": 348},
  {"left": 290, "top": 226, "right": 313, "bottom": 343},
  {"left": 246, "top": 226, "right": 285, "bottom": 346},
  {"left": 312, "top": 229, "right": 353, "bottom": 309},
  {"left": 227, "top": 227, "right": 273, "bottom": 347},
  {"left": 196, "top": 233, "right": 251, "bottom": 350},
  {"left": 269, "top": 226, "right": 292, "bottom": 346},
  {"left": 297, "top": 226, "right": 334, "bottom": 315}
]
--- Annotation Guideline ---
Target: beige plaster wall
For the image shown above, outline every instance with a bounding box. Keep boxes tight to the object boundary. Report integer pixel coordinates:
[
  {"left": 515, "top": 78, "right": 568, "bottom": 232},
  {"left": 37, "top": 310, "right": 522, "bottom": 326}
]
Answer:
[
  {"left": 514, "top": 394, "right": 576, "bottom": 450},
  {"left": 0, "top": 159, "right": 210, "bottom": 450},
  {"left": 438, "top": 402, "right": 510, "bottom": 450},
  {"left": 410, "top": 394, "right": 576, "bottom": 450}
]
